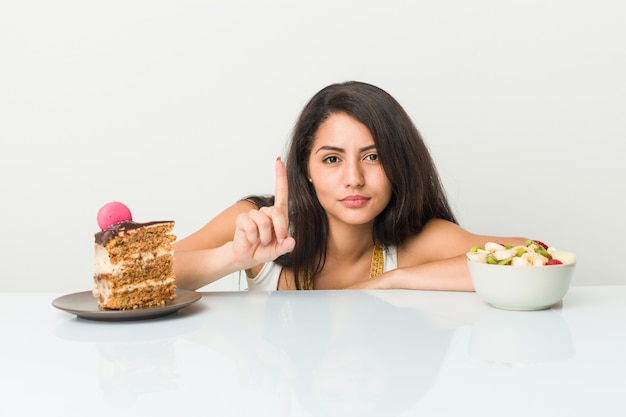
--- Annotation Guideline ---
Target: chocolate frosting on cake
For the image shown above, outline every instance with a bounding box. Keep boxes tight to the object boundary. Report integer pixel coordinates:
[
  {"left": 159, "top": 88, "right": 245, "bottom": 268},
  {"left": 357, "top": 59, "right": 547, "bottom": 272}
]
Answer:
[{"left": 95, "top": 221, "right": 174, "bottom": 245}]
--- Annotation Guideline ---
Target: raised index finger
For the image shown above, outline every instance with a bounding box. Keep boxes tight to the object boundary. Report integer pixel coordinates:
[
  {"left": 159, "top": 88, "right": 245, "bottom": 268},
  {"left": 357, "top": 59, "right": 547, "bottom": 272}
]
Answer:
[{"left": 274, "top": 157, "right": 289, "bottom": 211}]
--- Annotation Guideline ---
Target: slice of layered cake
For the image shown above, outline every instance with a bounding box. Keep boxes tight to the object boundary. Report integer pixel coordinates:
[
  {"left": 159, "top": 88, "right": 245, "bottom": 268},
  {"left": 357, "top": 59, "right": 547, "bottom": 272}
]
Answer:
[{"left": 93, "top": 202, "right": 177, "bottom": 310}]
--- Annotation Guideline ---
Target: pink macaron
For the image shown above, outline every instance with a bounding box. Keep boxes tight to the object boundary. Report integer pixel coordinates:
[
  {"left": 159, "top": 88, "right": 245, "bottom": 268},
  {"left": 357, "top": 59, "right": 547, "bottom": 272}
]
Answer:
[{"left": 97, "top": 201, "right": 133, "bottom": 230}]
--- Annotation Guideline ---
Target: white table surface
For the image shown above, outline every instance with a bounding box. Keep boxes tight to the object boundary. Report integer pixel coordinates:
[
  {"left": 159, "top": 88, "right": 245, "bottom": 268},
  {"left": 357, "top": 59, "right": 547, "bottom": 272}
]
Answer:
[{"left": 1, "top": 286, "right": 625, "bottom": 417}]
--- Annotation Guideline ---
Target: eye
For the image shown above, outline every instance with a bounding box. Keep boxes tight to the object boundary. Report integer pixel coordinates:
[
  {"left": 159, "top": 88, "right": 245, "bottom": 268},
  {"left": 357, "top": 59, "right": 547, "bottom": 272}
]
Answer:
[
  {"left": 323, "top": 155, "right": 340, "bottom": 164},
  {"left": 364, "top": 153, "right": 379, "bottom": 162}
]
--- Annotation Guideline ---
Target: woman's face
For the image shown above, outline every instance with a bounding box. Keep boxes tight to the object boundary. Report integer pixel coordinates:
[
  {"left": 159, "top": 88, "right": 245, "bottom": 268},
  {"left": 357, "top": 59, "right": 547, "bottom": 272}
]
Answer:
[{"left": 307, "top": 112, "right": 392, "bottom": 230}]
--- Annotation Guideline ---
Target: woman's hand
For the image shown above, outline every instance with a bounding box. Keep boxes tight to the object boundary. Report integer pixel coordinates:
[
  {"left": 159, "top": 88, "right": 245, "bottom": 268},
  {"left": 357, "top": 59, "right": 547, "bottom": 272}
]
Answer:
[{"left": 232, "top": 158, "right": 296, "bottom": 268}]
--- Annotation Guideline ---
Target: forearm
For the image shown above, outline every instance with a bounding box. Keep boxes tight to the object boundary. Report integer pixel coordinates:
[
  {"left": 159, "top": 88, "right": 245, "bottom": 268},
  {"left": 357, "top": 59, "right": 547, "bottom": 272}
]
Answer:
[
  {"left": 360, "top": 255, "right": 475, "bottom": 291},
  {"left": 173, "top": 242, "right": 251, "bottom": 290}
]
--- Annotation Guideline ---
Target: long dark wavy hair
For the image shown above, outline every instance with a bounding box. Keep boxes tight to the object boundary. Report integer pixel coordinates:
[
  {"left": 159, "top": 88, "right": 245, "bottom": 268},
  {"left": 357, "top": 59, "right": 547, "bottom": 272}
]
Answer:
[{"left": 245, "top": 81, "right": 457, "bottom": 289}]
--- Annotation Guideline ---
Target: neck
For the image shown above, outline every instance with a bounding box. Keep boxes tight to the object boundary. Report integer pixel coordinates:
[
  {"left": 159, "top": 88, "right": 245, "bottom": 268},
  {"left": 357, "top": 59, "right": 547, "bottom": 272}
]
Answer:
[{"left": 326, "top": 226, "right": 375, "bottom": 263}]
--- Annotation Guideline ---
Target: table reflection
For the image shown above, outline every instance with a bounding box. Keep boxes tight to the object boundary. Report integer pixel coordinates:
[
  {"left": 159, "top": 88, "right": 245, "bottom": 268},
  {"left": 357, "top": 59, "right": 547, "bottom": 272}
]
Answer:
[
  {"left": 53, "top": 307, "right": 205, "bottom": 407},
  {"left": 469, "top": 304, "right": 576, "bottom": 367},
  {"left": 186, "top": 291, "right": 456, "bottom": 417},
  {"left": 96, "top": 339, "right": 176, "bottom": 406}
]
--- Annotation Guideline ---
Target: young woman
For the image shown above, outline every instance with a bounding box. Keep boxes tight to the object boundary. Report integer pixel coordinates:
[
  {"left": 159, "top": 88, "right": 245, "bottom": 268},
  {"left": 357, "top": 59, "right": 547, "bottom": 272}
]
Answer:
[{"left": 173, "top": 81, "right": 527, "bottom": 291}]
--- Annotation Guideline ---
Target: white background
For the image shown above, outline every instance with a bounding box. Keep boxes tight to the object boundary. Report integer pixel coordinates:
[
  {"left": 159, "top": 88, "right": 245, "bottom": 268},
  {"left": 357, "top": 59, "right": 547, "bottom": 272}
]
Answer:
[{"left": 1, "top": 0, "right": 624, "bottom": 292}]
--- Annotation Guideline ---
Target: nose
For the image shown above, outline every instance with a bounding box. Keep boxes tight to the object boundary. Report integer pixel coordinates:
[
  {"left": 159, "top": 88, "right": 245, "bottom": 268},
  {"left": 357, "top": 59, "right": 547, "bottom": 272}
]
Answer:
[{"left": 344, "top": 159, "right": 364, "bottom": 188}]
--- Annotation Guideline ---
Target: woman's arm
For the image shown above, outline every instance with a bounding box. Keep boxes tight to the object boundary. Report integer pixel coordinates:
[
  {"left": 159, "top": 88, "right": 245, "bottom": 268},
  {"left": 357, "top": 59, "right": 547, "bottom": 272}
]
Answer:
[
  {"left": 172, "top": 201, "right": 256, "bottom": 290},
  {"left": 358, "top": 255, "right": 477, "bottom": 291},
  {"left": 173, "top": 243, "right": 250, "bottom": 290},
  {"left": 173, "top": 200, "right": 256, "bottom": 252},
  {"left": 173, "top": 158, "right": 295, "bottom": 290},
  {"left": 350, "top": 219, "right": 528, "bottom": 291}
]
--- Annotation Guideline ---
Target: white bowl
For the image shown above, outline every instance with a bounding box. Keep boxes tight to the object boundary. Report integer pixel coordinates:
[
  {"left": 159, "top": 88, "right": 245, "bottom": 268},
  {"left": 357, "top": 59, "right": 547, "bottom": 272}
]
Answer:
[{"left": 468, "top": 253, "right": 576, "bottom": 311}]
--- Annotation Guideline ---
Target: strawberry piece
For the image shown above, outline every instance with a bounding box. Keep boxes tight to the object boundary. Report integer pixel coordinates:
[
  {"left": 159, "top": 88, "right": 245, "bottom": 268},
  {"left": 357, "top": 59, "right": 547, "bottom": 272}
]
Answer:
[
  {"left": 533, "top": 240, "right": 549, "bottom": 250},
  {"left": 546, "top": 259, "right": 563, "bottom": 266}
]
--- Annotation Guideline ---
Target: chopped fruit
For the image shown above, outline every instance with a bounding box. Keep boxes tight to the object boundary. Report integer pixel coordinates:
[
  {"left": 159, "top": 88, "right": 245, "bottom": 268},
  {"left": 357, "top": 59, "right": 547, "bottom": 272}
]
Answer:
[
  {"left": 533, "top": 240, "right": 549, "bottom": 250},
  {"left": 467, "top": 240, "right": 566, "bottom": 267}
]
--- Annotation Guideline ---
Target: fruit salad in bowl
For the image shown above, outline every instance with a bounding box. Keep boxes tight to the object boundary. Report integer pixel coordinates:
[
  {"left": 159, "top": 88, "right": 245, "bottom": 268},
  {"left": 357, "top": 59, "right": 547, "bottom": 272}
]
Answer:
[{"left": 467, "top": 240, "right": 576, "bottom": 311}]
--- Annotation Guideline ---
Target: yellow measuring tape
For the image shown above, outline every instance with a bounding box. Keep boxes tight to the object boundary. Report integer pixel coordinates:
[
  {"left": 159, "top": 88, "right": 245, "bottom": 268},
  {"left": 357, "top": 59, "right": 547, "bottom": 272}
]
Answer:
[{"left": 304, "top": 241, "right": 384, "bottom": 289}]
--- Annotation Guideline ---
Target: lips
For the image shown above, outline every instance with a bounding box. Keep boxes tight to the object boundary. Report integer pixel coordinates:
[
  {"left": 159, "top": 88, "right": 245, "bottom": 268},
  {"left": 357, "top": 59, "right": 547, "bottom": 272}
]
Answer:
[{"left": 340, "top": 195, "right": 370, "bottom": 208}]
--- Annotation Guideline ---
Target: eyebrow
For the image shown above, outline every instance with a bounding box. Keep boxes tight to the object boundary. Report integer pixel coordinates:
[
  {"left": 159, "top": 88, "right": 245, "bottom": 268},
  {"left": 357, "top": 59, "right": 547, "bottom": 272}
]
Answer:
[{"left": 314, "top": 144, "right": 377, "bottom": 154}]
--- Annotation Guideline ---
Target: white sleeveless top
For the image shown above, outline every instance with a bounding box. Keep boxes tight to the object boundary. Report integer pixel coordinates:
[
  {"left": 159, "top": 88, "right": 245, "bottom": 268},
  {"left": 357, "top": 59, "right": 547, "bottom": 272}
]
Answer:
[{"left": 241, "top": 245, "right": 398, "bottom": 291}]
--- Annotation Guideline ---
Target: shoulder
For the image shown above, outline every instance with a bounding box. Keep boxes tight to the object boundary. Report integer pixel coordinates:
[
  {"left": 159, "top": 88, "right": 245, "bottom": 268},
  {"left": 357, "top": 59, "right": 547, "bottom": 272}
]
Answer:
[
  {"left": 408, "top": 218, "right": 472, "bottom": 244},
  {"left": 397, "top": 218, "right": 477, "bottom": 265},
  {"left": 241, "top": 195, "right": 275, "bottom": 208},
  {"left": 397, "top": 218, "right": 528, "bottom": 266}
]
